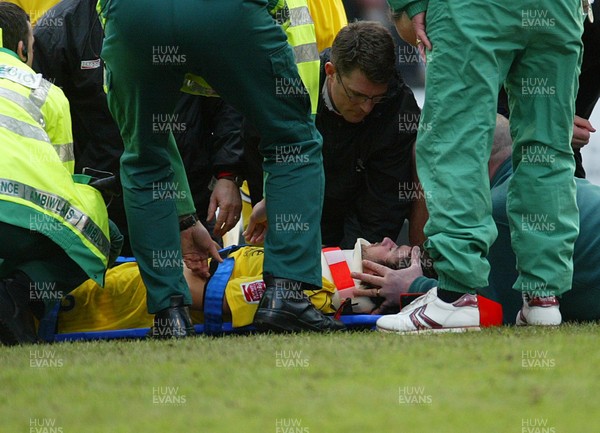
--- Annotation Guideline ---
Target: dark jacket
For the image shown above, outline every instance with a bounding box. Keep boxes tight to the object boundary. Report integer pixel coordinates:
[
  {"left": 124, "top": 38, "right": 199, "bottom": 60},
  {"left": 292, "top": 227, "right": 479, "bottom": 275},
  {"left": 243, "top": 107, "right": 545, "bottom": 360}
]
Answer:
[
  {"left": 318, "top": 49, "right": 420, "bottom": 248},
  {"left": 33, "top": 0, "right": 123, "bottom": 176},
  {"left": 172, "top": 94, "right": 245, "bottom": 225},
  {"left": 243, "top": 51, "right": 420, "bottom": 248}
]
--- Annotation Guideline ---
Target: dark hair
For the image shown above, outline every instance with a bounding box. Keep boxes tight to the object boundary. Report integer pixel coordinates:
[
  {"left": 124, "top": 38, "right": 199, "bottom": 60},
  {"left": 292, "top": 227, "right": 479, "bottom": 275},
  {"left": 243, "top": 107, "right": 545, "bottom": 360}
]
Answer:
[
  {"left": 330, "top": 21, "right": 396, "bottom": 84},
  {"left": 0, "top": 2, "right": 30, "bottom": 54}
]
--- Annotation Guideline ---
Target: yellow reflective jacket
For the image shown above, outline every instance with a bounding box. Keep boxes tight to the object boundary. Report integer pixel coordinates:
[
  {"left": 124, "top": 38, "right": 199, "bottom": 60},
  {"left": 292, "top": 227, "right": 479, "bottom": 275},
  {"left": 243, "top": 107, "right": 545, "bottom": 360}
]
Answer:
[
  {"left": 4, "top": 0, "right": 62, "bottom": 26},
  {"left": 0, "top": 50, "right": 110, "bottom": 284},
  {"left": 307, "top": 0, "right": 348, "bottom": 52}
]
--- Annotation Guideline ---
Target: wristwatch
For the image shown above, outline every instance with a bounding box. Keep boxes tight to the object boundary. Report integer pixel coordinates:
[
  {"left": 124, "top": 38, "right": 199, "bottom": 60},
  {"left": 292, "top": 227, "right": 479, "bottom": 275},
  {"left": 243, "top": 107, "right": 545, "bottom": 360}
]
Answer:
[{"left": 179, "top": 214, "right": 198, "bottom": 231}]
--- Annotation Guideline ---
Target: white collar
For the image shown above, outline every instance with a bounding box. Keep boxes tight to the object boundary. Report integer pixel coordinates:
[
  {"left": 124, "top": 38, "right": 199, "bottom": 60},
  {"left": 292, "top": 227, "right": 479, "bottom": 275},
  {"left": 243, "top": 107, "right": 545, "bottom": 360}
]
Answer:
[
  {"left": 320, "top": 238, "right": 371, "bottom": 284},
  {"left": 322, "top": 76, "right": 342, "bottom": 116}
]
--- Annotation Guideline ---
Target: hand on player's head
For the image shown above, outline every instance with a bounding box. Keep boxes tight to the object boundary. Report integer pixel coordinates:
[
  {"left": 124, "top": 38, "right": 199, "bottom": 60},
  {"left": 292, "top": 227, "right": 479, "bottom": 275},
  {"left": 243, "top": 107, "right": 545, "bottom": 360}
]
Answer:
[{"left": 351, "top": 246, "right": 424, "bottom": 313}]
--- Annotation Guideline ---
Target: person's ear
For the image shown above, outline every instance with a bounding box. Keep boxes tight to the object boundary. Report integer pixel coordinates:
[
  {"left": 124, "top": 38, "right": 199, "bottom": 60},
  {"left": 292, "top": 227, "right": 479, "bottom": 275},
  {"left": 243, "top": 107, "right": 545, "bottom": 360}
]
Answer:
[
  {"left": 324, "top": 61, "right": 336, "bottom": 78},
  {"left": 17, "top": 40, "right": 28, "bottom": 63}
]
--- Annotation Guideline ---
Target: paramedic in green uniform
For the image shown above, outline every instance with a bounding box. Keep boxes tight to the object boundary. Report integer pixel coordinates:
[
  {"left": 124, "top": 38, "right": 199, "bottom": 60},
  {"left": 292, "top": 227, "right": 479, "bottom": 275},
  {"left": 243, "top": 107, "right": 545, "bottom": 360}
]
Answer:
[
  {"left": 380, "top": 0, "right": 584, "bottom": 332},
  {"left": 99, "top": 0, "right": 344, "bottom": 335},
  {"left": 358, "top": 116, "right": 600, "bottom": 325}
]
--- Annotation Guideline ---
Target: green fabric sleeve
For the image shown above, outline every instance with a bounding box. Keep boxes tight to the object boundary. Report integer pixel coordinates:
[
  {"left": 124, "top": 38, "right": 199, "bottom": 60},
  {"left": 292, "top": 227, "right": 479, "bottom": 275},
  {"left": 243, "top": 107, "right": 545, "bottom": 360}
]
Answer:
[
  {"left": 408, "top": 276, "right": 437, "bottom": 293},
  {"left": 387, "top": 0, "right": 428, "bottom": 18}
]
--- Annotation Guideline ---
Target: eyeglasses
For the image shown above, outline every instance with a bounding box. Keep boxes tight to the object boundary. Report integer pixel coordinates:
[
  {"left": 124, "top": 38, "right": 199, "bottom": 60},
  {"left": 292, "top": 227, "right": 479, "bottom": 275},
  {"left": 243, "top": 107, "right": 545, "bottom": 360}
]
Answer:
[{"left": 336, "top": 74, "right": 388, "bottom": 105}]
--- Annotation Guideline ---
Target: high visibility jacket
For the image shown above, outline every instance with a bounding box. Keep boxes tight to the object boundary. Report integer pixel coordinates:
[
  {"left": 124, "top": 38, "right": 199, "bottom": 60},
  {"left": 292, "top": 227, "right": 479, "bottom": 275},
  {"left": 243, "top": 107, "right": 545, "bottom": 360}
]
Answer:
[
  {"left": 0, "top": 49, "right": 74, "bottom": 172},
  {"left": 34, "top": 0, "right": 124, "bottom": 176},
  {"left": 181, "top": 0, "right": 320, "bottom": 114},
  {"left": 269, "top": 0, "right": 320, "bottom": 113},
  {"left": 0, "top": 50, "right": 110, "bottom": 285}
]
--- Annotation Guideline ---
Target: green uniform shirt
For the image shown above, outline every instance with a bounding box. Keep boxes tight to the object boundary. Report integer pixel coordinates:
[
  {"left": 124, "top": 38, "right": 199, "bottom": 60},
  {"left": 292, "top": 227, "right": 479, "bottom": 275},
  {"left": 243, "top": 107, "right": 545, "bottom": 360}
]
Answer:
[{"left": 387, "top": 0, "right": 428, "bottom": 18}]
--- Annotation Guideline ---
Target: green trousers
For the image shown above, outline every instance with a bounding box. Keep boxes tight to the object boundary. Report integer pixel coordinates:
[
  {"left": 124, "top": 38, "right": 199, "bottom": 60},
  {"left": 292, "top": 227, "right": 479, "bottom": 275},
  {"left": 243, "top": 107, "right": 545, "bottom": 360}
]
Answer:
[
  {"left": 0, "top": 222, "right": 89, "bottom": 300},
  {"left": 101, "top": 0, "right": 324, "bottom": 313},
  {"left": 418, "top": 0, "right": 583, "bottom": 295},
  {"left": 0, "top": 220, "right": 122, "bottom": 307}
]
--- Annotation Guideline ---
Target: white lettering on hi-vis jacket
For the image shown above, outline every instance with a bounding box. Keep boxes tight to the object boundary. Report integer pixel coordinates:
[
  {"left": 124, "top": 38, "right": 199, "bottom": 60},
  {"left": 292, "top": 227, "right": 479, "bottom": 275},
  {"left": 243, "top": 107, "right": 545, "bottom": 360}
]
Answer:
[{"left": 0, "top": 66, "right": 42, "bottom": 89}]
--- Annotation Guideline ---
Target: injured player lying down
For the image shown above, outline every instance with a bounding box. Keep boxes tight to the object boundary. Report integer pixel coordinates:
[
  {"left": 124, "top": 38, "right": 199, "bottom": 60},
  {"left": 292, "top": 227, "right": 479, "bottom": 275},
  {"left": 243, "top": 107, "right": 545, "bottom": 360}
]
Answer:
[{"left": 56, "top": 238, "right": 410, "bottom": 333}]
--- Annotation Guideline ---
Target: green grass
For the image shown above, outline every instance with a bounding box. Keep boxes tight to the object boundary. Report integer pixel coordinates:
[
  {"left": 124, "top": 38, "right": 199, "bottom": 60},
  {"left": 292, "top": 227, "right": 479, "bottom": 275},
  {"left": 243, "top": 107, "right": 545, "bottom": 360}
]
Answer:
[{"left": 2, "top": 325, "right": 599, "bottom": 433}]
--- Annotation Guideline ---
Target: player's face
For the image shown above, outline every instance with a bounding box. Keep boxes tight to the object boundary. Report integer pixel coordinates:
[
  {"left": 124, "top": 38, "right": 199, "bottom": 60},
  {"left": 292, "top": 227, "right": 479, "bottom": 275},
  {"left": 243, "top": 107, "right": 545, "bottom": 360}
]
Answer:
[{"left": 362, "top": 238, "right": 411, "bottom": 269}]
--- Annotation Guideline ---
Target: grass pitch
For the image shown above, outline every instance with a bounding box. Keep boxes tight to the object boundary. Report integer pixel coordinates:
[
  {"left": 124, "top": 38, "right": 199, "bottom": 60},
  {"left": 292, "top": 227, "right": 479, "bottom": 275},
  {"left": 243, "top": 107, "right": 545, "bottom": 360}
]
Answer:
[{"left": 1, "top": 324, "right": 599, "bottom": 433}]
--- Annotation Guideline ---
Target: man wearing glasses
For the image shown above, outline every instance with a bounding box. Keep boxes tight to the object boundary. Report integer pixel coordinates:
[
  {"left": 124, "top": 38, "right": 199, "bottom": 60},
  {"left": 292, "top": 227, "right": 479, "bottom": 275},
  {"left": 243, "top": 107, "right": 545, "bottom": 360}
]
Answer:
[
  {"left": 318, "top": 21, "right": 426, "bottom": 248},
  {"left": 244, "top": 21, "right": 426, "bottom": 248}
]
